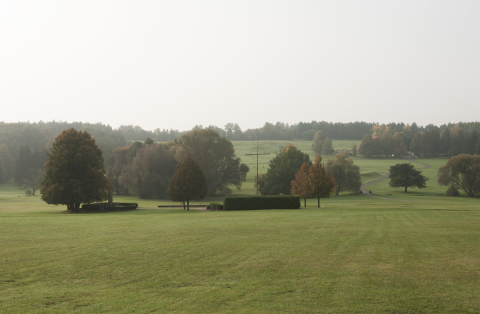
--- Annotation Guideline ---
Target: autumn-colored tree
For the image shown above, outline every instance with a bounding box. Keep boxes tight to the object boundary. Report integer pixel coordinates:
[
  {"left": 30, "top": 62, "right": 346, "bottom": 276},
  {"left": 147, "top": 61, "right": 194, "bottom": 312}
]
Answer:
[
  {"left": 437, "top": 154, "right": 480, "bottom": 197},
  {"left": 40, "top": 129, "right": 113, "bottom": 212},
  {"left": 309, "top": 155, "right": 336, "bottom": 207},
  {"left": 389, "top": 163, "right": 428, "bottom": 193},
  {"left": 290, "top": 163, "right": 312, "bottom": 207},
  {"left": 325, "top": 151, "right": 362, "bottom": 195},
  {"left": 168, "top": 154, "right": 209, "bottom": 210},
  {"left": 312, "top": 130, "right": 327, "bottom": 154}
]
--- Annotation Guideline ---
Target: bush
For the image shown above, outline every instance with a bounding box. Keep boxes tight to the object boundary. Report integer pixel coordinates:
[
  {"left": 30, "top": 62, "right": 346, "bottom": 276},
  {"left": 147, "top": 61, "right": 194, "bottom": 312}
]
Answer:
[
  {"left": 446, "top": 185, "right": 460, "bottom": 197},
  {"left": 209, "top": 203, "right": 223, "bottom": 210},
  {"left": 223, "top": 196, "right": 300, "bottom": 211}
]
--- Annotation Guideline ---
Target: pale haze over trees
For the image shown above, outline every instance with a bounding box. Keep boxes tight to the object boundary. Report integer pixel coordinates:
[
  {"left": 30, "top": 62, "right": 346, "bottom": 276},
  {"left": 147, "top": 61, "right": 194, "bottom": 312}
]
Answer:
[{"left": 1, "top": 1, "right": 479, "bottom": 131}]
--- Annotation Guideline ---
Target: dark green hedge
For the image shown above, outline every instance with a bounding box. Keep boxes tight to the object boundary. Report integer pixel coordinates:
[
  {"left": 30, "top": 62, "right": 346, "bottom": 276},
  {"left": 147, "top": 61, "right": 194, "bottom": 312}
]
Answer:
[
  {"left": 82, "top": 203, "right": 138, "bottom": 212},
  {"left": 223, "top": 196, "right": 300, "bottom": 211},
  {"left": 209, "top": 203, "right": 224, "bottom": 210}
]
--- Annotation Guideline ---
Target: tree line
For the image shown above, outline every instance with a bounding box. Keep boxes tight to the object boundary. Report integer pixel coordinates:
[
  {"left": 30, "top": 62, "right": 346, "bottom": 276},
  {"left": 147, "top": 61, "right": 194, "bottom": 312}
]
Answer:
[
  {"left": 358, "top": 123, "right": 480, "bottom": 157},
  {"left": 36, "top": 128, "right": 480, "bottom": 212}
]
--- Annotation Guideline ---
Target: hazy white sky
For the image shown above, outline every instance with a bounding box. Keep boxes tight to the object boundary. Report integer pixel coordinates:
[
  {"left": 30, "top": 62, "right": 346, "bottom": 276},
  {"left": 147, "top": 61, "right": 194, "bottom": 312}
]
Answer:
[{"left": 1, "top": 0, "right": 479, "bottom": 131}]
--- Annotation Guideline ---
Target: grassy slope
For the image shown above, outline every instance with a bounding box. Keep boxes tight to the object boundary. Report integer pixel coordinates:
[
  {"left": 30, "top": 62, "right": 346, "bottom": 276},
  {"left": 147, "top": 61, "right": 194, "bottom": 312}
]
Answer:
[{"left": 2, "top": 140, "right": 480, "bottom": 313}]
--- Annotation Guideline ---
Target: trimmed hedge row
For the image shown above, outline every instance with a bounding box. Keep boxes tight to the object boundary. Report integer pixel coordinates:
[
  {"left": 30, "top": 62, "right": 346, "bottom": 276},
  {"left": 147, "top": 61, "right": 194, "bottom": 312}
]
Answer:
[
  {"left": 209, "top": 203, "right": 224, "bottom": 210},
  {"left": 223, "top": 196, "right": 300, "bottom": 211},
  {"left": 82, "top": 202, "right": 138, "bottom": 212}
]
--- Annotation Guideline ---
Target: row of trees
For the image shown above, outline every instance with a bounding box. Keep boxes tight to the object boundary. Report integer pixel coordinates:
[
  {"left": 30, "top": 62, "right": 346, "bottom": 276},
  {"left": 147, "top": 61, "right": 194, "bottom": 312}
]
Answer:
[
  {"left": 0, "top": 121, "right": 126, "bottom": 160},
  {"left": 291, "top": 155, "right": 336, "bottom": 207},
  {"left": 258, "top": 146, "right": 362, "bottom": 200},
  {"left": 358, "top": 124, "right": 480, "bottom": 158},
  {"left": 106, "top": 129, "right": 249, "bottom": 199},
  {"left": 39, "top": 129, "right": 224, "bottom": 211}
]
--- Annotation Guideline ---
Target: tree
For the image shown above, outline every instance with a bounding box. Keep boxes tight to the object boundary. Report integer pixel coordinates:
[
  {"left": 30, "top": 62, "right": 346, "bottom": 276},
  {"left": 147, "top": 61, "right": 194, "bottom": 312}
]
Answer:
[
  {"left": 260, "top": 145, "right": 310, "bottom": 195},
  {"left": 20, "top": 168, "right": 44, "bottom": 196},
  {"left": 168, "top": 154, "right": 208, "bottom": 211},
  {"left": 437, "top": 154, "right": 480, "bottom": 197},
  {"left": 0, "top": 144, "right": 14, "bottom": 184},
  {"left": 308, "top": 155, "right": 336, "bottom": 207},
  {"left": 410, "top": 133, "right": 423, "bottom": 157},
  {"left": 175, "top": 129, "right": 249, "bottom": 195},
  {"left": 312, "top": 130, "right": 327, "bottom": 154},
  {"left": 322, "top": 137, "right": 334, "bottom": 155},
  {"left": 119, "top": 143, "right": 177, "bottom": 199},
  {"left": 352, "top": 143, "right": 357, "bottom": 157},
  {"left": 40, "top": 129, "right": 113, "bottom": 212},
  {"left": 290, "top": 163, "right": 312, "bottom": 207},
  {"left": 325, "top": 151, "right": 362, "bottom": 195},
  {"left": 389, "top": 163, "right": 428, "bottom": 193}
]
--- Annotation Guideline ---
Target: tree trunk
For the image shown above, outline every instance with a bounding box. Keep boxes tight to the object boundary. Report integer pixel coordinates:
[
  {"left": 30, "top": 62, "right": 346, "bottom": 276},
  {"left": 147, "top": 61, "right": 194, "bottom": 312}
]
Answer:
[
  {"left": 187, "top": 199, "right": 189, "bottom": 211},
  {"left": 304, "top": 198, "right": 306, "bottom": 208},
  {"left": 404, "top": 186, "right": 408, "bottom": 193},
  {"left": 318, "top": 198, "right": 320, "bottom": 208},
  {"left": 183, "top": 200, "right": 185, "bottom": 210}
]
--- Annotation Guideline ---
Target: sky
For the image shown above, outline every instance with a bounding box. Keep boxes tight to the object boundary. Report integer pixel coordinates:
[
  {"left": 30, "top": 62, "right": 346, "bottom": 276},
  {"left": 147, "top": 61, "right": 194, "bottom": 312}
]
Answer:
[{"left": 1, "top": 0, "right": 479, "bottom": 132}]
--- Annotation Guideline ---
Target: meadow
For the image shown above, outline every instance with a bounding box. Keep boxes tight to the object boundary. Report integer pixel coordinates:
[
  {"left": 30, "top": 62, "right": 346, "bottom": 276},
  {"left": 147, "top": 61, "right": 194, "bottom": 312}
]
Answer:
[{"left": 1, "top": 140, "right": 479, "bottom": 313}]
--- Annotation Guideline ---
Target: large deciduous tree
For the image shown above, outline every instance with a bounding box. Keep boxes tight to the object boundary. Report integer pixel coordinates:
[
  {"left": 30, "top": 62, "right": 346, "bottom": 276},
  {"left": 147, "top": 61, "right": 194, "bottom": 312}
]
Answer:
[
  {"left": 260, "top": 145, "right": 310, "bottom": 195},
  {"left": 168, "top": 154, "right": 208, "bottom": 211},
  {"left": 389, "top": 163, "right": 428, "bottom": 193},
  {"left": 325, "top": 151, "right": 362, "bottom": 195},
  {"left": 174, "top": 129, "right": 249, "bottom": 196},
  {"left": 40, "top": 129, "right": 113, "bottom": 212},
  {"left": 119, "top": 143, "right": 177, "bottom": 199},
  {"left": 437, "top": 154, "right": 480, "bottom": 197}
]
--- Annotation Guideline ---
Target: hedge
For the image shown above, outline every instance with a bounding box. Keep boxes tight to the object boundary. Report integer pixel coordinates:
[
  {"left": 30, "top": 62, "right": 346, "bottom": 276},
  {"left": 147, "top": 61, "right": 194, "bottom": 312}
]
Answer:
[
  {"left": 209, "top": 203, "right": 224, "bottom": 210},
  {"left": 223, "top": 196, "right": 300, "bottom": 211},
  {"left": 81, "top": 202, "right": 138, "bottom": 212}
]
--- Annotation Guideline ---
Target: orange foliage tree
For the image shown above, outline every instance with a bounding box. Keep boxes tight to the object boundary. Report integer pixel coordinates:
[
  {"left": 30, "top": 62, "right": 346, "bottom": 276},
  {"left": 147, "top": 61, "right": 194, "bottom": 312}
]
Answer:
[
  {"left": 290, "top": 163, "right": 312, "bottom": 207},
  {"left": 291, "top": 155, "right": 335, "bottom": 208},
  {"left": 309, "top": 155, "right": 336, "bottom": 207}
]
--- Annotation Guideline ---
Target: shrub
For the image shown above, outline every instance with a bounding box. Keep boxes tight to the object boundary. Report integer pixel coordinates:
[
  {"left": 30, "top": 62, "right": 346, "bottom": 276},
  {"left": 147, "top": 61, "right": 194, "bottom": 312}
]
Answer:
[
  {"left": 446, "top": 185, "right": 460, "bottom": 197},
  {"left": 223, "top": 196, "right": 300, "bottom": 211}
]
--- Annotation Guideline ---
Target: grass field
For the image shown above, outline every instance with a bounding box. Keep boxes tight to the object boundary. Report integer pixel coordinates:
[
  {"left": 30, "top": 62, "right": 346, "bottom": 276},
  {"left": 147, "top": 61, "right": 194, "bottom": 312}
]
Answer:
[{"left": 2, "top": 140, "right": 480, "bottom": 313}]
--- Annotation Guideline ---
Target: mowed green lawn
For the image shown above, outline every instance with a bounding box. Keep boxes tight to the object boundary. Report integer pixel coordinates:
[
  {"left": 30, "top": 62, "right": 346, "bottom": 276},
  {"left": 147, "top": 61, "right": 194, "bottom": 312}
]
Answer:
[{"left": 2, "top": 140, "right": 480, "bottom": 313}]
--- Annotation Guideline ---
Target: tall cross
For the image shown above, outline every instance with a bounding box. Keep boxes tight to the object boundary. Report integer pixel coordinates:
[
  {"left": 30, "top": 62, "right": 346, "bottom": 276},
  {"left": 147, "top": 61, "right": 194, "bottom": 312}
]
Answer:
[{"left": 246, "top": 142, "right": 270, "bottom": 195}]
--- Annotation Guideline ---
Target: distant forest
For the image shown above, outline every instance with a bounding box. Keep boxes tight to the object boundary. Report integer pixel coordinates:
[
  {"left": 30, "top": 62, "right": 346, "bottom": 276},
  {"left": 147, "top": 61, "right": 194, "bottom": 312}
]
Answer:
[{"left": 1, "top": 120, "right": 480, "bottom": 159}]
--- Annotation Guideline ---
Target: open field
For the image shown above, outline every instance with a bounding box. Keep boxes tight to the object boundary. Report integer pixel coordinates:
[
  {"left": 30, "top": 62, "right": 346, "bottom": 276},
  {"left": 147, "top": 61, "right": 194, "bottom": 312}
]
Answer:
[
  {"left": 2, "top": 140, "right": 480, "bottom": 313},
  {"left": 2, "top": 187, "right": 480, "bottom": 313}
]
